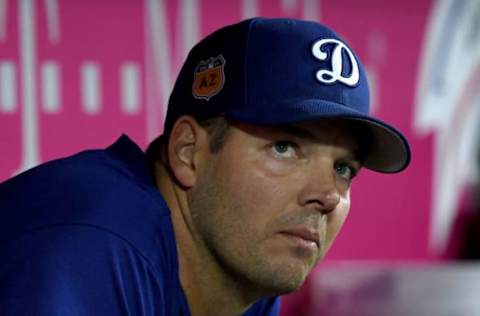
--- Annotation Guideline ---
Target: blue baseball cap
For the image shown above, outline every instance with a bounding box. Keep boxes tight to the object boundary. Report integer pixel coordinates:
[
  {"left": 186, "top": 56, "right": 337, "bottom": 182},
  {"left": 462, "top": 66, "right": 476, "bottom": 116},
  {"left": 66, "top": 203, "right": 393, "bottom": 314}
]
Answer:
[{"left": 165, "top": 17, "right": 410, "bottom": 173}]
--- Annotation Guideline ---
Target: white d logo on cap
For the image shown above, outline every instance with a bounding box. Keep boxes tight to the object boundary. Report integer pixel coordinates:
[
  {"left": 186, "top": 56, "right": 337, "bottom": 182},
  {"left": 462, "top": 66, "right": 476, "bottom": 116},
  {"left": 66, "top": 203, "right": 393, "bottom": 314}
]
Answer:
[{"left": 312, "top": 39, "right": 359, "bottom": 87}]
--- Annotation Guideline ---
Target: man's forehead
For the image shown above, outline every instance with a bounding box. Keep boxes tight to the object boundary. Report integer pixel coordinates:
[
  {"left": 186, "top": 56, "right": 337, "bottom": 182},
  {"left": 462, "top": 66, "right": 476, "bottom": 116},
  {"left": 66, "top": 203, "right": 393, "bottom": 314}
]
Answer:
[
  {"left": 285, "top": 121, "right": 367, "bottom": 162},
  {"left": 233, "top": 119, "right": 367, "bottom": 157}
]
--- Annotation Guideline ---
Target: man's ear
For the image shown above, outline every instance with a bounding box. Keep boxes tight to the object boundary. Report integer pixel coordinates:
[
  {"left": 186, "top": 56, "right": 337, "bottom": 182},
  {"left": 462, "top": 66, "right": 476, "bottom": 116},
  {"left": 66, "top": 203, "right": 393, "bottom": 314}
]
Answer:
[{"left": 167, "top": 116, "right": 208, "bottom": 188}]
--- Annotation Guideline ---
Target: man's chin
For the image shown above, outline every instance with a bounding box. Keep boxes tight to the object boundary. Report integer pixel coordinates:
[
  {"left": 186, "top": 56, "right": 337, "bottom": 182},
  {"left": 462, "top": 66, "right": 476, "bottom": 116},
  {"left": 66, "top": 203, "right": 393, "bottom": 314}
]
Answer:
[{"left": 255, "top": 267, "right": 310, "bottom": 296}]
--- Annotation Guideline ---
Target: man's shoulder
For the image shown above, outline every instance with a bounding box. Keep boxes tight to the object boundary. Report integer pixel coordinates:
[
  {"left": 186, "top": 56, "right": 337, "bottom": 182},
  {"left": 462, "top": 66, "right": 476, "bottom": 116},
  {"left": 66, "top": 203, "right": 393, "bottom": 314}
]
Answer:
[
  {"left": 0, "top": 136, "right": 188, "bottom": 315},
  {"left": 0, "top": 136, "right": 174, "bottom": 263},
  {"left": 0, "top": 224, "right": 173, "bottom": 315}
]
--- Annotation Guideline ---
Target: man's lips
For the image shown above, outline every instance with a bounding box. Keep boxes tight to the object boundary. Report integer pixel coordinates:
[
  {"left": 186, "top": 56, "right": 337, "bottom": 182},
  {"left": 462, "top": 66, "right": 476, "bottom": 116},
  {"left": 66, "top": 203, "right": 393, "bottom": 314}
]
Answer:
[{"left": 279, "top": 228, "right": 320, "bottom": 249}]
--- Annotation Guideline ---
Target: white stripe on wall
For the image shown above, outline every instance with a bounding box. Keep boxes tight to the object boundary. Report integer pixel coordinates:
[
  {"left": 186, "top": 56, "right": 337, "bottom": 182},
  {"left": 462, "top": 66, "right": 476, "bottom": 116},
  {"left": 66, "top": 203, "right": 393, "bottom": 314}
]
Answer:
[
  {"left": 45, "top": 0, "right": 60, "bottom": 43},
  {"left": 0, "top": 61, "right": 16, "bottom": 113},
  {"left": 281, "top": 0, "right": 297, "bottom": 12},
  {"left": 19, "top": 0, "right": 40, "bottom": 171},
  {"left": 145, "top": 0, "right": 172, "bottom": 139},
  {"left": 120, "top": 62, "right": 141, "bottom": 115},
  {"left": 42, "top": 61, "right": 60, "bottom": 113},
  {"left": 0, "top": 0, "right": 6, "bottom": 41},
  {"left": 242, "top": 0, "right": 258, "bottom": 19},
  {"left": 179, "top": 0, "right": 199, "bottom": 58},
  {"left": 81, "top": 62, "right": 101, "bottom": 115},
  {"left": 303, "top": 0, "right": 321, "bottom": 21}
]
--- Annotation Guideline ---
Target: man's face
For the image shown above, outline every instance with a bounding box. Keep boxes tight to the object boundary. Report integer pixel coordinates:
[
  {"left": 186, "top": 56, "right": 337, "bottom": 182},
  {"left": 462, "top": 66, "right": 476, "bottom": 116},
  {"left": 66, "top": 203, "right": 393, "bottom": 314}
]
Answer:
[{"left": 187, "top": 119, "right": 362, "bottom": 296}]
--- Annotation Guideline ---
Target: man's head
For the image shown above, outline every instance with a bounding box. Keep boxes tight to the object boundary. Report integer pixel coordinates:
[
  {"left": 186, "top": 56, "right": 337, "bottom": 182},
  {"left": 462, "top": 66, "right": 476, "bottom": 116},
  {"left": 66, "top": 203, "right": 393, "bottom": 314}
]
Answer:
[
  {"left": 151, "top": 17, "right": 410, "bottom": 299},
  {"left": 165, "top": 116, "right": 365, "bottom": 295},
  {"left": 160, "top": 17, "right": 409, "bottom": 172}
]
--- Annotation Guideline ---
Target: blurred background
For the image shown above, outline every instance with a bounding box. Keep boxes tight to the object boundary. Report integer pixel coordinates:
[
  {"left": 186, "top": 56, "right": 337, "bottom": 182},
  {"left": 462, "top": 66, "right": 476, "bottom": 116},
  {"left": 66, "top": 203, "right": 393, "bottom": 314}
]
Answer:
[{"left": 1, "top": 0, "right": 480, "bottom": 315}]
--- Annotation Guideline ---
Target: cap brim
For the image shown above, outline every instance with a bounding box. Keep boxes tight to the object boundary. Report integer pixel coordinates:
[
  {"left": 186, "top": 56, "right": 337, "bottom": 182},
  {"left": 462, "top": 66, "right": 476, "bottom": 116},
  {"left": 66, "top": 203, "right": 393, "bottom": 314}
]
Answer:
[{"left": 227, "top": 99, "right": 411, "bottom": 173}]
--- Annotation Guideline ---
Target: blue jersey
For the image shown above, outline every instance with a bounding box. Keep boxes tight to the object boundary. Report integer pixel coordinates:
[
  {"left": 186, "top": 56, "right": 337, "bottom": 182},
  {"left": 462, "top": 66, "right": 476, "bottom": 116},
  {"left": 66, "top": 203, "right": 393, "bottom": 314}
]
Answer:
[{"left": 0, "top": 135, "right": 280, "bottom": 315}]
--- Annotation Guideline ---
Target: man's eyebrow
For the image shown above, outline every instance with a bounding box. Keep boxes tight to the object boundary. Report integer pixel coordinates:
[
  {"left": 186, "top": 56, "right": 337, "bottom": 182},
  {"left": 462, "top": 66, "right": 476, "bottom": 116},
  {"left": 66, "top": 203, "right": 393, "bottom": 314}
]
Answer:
[
  {"left": 344, "top": 150, "right": 363, "bottom": 163},
  {"left": 335, "top": 146, "right": 364, "bottom": 164}
]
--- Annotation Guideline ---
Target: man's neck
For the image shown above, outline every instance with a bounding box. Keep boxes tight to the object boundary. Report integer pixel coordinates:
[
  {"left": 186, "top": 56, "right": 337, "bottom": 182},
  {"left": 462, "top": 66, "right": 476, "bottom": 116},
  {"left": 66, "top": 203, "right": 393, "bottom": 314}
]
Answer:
[{"left": 153, "top": 162, "right": 257, "bottom": 316}]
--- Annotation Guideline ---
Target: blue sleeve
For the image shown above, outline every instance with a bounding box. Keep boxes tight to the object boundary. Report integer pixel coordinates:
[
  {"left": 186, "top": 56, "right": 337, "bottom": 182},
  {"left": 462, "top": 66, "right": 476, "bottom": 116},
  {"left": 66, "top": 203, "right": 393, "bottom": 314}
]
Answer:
[
  {"left": 0, "top": 225, "right": 165, "bottom": 316},
  {"left": 244, "top": 297, "right": 281, "bottom": 316}
]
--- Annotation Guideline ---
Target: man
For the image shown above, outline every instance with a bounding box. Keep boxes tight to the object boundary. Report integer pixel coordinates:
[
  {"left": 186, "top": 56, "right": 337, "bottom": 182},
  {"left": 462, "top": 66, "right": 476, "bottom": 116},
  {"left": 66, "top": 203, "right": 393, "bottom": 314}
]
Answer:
[{"left": 0, "top": 18, "right": 410, "bottom": 315}]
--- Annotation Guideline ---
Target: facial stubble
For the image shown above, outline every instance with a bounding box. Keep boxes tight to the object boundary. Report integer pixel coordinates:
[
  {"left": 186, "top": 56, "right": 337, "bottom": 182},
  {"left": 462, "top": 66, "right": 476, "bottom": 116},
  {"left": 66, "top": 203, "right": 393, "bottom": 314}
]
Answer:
[{"left": 187, "top": 160, "right": 313, "bottom": 300}]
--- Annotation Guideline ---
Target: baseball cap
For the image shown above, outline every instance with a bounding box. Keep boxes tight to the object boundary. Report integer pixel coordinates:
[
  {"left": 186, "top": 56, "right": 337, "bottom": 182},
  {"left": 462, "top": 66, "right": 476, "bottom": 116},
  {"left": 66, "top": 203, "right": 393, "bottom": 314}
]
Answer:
[{"left": 165, "top": 17, "right": 410, "bottom": 173}]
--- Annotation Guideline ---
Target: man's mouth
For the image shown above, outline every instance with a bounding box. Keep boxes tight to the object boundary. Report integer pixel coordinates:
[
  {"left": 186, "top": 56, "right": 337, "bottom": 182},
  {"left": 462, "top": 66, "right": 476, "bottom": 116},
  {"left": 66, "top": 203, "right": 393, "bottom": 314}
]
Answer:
[{"left": 279, "top": 228, "right": 320, "bottom": 250}]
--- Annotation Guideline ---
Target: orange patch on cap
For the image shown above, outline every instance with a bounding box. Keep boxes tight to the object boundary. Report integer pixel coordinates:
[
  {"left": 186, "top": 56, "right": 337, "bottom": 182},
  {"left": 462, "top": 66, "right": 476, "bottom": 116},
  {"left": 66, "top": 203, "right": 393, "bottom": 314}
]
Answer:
[{"left": 192, "top": 55, "right": 226, "bottom": 101}]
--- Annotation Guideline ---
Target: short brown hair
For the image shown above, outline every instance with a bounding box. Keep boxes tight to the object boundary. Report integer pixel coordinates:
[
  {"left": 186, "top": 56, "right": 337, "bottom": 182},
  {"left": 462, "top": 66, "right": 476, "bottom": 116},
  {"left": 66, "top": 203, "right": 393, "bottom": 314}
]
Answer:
[{"left": 145, "top": 116, "right": 231, "bottom": 165}]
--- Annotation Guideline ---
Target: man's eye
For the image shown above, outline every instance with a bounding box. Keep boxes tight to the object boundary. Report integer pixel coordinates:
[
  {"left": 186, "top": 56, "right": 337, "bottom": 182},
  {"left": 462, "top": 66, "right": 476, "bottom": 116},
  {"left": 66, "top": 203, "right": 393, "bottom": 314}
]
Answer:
[
  {"left": 335, "top": 163, "right": 356, "bottom": 180},
  {"left": 272, "top": 141, "right": 297, "bottom": 157}
]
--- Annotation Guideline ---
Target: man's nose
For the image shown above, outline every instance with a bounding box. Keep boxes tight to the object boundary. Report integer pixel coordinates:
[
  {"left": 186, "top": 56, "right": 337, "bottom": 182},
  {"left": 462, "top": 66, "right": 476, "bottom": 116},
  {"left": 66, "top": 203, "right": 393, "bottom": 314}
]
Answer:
[{"left": 297, "top": 163, "right": 341, "bottom": 215}]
